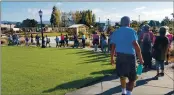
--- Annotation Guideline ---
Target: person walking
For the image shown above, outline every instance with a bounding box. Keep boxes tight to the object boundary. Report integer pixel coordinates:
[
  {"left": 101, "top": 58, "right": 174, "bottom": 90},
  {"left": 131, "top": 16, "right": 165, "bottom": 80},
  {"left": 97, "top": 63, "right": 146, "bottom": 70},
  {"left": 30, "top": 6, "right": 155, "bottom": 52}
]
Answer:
[
  {"left": 31, "top": 34, "right": 34, "bottom": 45},
  {"left": 60, "top": 34, "right": 65, "bottom": 47},
  {"left": 110, "top": 16, "right": 144, "bottom": 95},
  {"left": 16, "top": 34, "right": 20, "bottom": 46},
  {"left": 82, "top": 33, "right": 86, "bottom": 48},
  {"left": 65, "top": 34, "right": 69, "bottom": 47},
  {"left": 153, "top": 27, "right": 169, "bottom": 80},
  {"left": 101, "top": 33, "right": 107, "bottom": 54},
  {"left": 108, "top": 32, "right": 113, "bottom": 53},
  {"left": 55, "top": 36, "right": 60, "bottom": 48},
  {"left": 35, "top": 34, "right": 40, "bottom": 47},
  {"left": 140, "top": 24, "right": 154, "bottom": 71},
  {"left": 165, "top": 26, "right": 173, "bottom": 65},
  {"left": 92, "top": 31, "right": 99, "bottom": 52},
  {"left": 46, "top": 35, "right": 51, "bottom": 47},
  {"left": 25, "top": 36, "right": 29, "bottom": 46},
  {"left": 73, "top": 33, "right": 79, "bottom": 48}
]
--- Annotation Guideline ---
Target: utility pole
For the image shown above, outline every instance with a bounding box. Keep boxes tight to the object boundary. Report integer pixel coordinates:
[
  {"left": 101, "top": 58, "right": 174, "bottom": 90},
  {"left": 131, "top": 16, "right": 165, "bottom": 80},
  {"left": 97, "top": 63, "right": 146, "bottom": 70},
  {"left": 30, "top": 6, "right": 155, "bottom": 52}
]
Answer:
[{"left": 139, "top": 15, "right": 140, "bottom": 26}]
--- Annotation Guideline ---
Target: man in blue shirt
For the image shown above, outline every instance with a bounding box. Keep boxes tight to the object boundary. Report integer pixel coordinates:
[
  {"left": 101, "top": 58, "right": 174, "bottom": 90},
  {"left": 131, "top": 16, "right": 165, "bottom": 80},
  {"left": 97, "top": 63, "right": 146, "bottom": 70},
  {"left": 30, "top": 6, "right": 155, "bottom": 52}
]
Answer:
[{"left": 110, "top": 16, "right": 144, "bottom": 95}]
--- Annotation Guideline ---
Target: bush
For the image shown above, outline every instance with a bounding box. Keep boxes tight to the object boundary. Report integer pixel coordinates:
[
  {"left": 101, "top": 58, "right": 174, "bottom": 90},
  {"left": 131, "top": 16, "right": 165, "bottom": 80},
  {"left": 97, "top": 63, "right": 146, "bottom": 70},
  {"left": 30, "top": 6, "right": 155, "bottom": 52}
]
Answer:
[
  {"left": 19, "top": 37, "right": 25, "bottom": 44},
  {"left": 1, "top": 39, "right": 8, "bottom": 45},
  {"left": 170, "top": 49, "right": 174, "bottom": 56}
]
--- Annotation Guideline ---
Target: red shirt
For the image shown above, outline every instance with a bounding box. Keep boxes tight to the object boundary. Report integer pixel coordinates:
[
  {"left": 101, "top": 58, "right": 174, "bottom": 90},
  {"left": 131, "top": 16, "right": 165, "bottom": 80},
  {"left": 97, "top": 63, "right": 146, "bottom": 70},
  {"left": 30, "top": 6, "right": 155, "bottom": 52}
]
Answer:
[{"left": 61, "top": 35, "right": 64, "bottom": 40}]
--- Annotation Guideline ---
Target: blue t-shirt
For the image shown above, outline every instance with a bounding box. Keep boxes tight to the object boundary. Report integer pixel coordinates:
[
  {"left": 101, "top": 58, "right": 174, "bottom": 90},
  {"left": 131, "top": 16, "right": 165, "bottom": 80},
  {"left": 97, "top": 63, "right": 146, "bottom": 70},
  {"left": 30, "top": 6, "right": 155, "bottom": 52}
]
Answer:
[{"left": 110, "top": 27, "right": 138, "bottom": 55}]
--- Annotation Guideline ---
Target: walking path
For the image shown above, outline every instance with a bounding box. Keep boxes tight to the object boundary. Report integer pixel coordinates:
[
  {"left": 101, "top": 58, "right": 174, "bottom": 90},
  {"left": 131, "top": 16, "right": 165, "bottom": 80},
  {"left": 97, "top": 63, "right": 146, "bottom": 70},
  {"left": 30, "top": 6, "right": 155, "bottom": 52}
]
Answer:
[{"left": 66, "top": 63, "right": 174, "bottom": 95}]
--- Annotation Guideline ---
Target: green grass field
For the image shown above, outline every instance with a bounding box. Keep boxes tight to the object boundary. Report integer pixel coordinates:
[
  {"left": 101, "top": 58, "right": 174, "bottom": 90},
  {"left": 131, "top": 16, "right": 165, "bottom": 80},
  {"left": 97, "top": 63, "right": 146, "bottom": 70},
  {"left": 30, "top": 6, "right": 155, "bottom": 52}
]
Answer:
[{"left": 2, "top": 46, "right": 114, "bottom": 95}]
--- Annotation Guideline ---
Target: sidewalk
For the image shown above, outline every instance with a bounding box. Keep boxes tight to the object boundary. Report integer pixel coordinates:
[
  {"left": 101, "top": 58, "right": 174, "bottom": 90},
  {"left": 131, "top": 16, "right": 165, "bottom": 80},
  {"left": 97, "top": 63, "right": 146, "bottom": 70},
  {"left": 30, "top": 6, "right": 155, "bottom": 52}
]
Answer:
[{"left": 66, "top": 63, "right": 174, "bottom": 95}]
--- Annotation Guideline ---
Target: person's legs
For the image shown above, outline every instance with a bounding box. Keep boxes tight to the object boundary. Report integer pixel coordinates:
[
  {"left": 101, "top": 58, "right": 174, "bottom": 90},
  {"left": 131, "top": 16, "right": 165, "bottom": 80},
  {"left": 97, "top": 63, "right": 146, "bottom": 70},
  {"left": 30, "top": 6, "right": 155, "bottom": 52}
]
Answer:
[
  {"left": 166, "top": 53, "right": 169, "bottom": 65},
  {"left": 160, "top": 60, "right": 165, "bottom": 76},
  {"left": 155, "top": 60, "right": 161, "bottom": 79},
  {"left": 94, "top": 44, "right": 97, "bottom": 51},
  {"left": 120, "top": 76, "right": 127, "bottom": 95},
  {"left": 84, "top": 39, "right": 86, "bottom": 48},
  {"left": 142, "top": 52, "right": 148, "bottom": 71},
  {"left": 148, "top": 52, "right": 152, "bottom": 69},
  {"left": 56, "top": 42, "right": 58, "bottom": 48},
  {"left": 63, "top": 40, "right": 65, "bottom": 47},
  {"left": 104, "top": 45, "right": 107, "bottom": 54},
  {"left": 127, "top": 80, "right": 135, "bottom": 95},
  {"left": 46, "top": 42, "right": 48, "bottom": 47}
]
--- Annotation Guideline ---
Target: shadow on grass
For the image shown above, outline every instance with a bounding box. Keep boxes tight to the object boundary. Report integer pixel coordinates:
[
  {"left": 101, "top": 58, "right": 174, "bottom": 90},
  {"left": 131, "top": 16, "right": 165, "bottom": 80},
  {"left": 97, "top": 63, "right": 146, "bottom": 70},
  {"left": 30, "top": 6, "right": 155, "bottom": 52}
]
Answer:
[
  {"left": 42, "top": 69, "right": 116, "bottom": 93},
  {"left": 42, "top": 76, "right": 104, "bottom": 93},
  {"left": 68, "top": 50, "right": 110, "bottom": 64},
  {"left": 90, "top": 69, "right": 115, "bottom": 76}
]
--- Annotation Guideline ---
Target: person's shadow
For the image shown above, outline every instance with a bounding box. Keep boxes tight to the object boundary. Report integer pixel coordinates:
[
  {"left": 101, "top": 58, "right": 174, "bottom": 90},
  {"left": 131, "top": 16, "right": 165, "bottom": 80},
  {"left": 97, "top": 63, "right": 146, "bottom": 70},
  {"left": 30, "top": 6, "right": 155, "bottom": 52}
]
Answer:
[
  {"left": 98, "top": 77, "right": 156, "bottom": 95},
  {"left": 164, "top": 90, "right": 174, "bottom": 95}
]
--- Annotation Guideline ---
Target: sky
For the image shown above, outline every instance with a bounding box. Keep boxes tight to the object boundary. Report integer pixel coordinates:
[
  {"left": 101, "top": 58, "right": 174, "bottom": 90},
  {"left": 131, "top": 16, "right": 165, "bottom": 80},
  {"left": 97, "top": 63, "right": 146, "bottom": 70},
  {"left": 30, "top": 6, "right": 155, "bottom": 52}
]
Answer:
[{"left": 1, "top": 2, "right": 173, "bottom": 22}]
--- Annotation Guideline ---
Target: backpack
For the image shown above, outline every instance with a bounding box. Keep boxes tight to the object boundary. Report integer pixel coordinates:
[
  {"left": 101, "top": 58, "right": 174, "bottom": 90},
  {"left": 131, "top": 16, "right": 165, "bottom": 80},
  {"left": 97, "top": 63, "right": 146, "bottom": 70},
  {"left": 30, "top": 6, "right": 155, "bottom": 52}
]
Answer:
[{"left": 142, "top": 32, "right": 152, "bottom": 52}]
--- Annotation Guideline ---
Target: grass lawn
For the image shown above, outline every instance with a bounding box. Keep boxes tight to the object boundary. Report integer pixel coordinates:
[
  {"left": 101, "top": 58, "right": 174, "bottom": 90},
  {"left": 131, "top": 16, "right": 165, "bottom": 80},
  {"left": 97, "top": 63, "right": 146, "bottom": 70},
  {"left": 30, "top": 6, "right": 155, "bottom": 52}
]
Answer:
[{"left": 2, "top": 46, "right": 114, "bottom": 95}]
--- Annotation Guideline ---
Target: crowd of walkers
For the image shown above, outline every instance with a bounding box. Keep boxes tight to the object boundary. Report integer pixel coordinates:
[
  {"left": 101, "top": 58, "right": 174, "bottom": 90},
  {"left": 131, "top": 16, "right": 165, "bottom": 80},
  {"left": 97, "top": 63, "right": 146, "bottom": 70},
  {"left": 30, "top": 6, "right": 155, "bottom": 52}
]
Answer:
[
  {"left": 7, "top": 33, "right": 88, "bottom": 49},
  {"left": 110, "top": 16, "right": 173, "bottom": 95}
]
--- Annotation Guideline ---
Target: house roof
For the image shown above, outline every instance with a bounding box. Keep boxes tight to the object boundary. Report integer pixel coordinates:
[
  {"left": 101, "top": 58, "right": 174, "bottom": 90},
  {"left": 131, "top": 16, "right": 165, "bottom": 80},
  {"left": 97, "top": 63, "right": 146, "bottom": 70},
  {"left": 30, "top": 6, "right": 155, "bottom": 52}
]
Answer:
[{"left": 68, "top": 24, "right": 87, "bottom": 28}]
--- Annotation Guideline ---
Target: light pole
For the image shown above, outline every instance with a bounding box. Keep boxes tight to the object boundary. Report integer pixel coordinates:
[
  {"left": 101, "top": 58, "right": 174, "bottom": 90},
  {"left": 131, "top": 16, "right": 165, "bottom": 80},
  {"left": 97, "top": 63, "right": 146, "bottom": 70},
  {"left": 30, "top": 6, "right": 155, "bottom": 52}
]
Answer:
[{"left": 38, "top": 9, "right": 45, "bottom": 48}]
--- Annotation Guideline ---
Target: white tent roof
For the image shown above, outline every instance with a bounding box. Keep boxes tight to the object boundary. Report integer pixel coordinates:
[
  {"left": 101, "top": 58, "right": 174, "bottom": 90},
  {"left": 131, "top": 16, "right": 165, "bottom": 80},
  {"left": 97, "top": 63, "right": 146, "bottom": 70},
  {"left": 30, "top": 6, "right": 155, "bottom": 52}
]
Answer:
[
  {"left": 13, "top": 28, "right": 20, "bottom": 31},
  {"left": 68, "top": 24, "right": 86, "bottom": 28}
]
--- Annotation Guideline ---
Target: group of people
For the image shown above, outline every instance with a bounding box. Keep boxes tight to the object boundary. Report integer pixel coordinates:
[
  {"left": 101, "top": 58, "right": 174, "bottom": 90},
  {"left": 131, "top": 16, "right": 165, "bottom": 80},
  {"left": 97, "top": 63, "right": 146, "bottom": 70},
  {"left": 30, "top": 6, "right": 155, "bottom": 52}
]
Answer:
[
  {"left": 55, "top": 34, "right": 69, "bottom": 48},
  {"left": 110, "top": 16, "right": 173, "bottom": 95},
  {"left": 92, "top": 31, "right": 112, "bottom": 53},
  {"left": 14, "top": 33, "right": 87, "bottom": 48},
  {"left": 8, "top": 34, "right": 20, "bottom": 46}
]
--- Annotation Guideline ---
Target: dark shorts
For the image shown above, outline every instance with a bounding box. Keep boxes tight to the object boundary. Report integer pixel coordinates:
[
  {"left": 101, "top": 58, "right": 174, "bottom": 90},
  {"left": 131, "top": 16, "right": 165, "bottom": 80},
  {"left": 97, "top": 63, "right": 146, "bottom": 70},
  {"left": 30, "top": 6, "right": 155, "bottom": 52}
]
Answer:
[{"left": 116, "top": 52, "right": 136, "bottom": 81}]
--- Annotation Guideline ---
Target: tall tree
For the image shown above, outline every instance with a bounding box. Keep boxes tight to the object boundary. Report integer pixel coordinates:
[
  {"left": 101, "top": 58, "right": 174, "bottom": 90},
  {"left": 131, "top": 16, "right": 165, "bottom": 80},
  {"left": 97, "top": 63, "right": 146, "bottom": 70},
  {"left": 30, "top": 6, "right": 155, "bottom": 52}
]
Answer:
[
  {"left": 131, "top": 20, "right": 138, "bottom": 28},
  {"left": 92, "top": 14, "right": 96, "bottom": 26},
  {"left": 22, "top": 18, "right": 38, "bottom": 27},
  {"left": 50, "top": 6, "right": 61, "bottom": 31},
  {"left": 15, "top": 22, "right": 22, "bottom": 28},
  {"left": 148, "top": 20, "right": 156, "bottom": 27},
  {"left": 148, "top": 20, "right": 156, "bottom": 32},
  {"left": 161, "top": 20, "right": 167, "bottom": 26}
]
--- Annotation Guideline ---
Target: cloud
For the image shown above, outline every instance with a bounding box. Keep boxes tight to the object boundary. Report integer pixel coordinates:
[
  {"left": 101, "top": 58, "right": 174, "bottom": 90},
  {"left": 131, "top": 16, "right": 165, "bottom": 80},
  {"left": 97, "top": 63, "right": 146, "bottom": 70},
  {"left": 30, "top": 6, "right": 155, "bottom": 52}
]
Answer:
[
  {"left": 27, "top": 8, "right": 52, "bottom": 20},
  {"left": 92, "top": 8, "right": 103, "bottom": 14},
  {"left": 133, "top": 6, "right": 146, "bottom": 12},
  {"left": 92, "top": 8, "right": 121, "bottom": 22},
  {"left": 56, "top": 2, "right": 62, "bottom": 6},
  {"left": 140, "top": 8, "right": 173, "bottom": 21}
]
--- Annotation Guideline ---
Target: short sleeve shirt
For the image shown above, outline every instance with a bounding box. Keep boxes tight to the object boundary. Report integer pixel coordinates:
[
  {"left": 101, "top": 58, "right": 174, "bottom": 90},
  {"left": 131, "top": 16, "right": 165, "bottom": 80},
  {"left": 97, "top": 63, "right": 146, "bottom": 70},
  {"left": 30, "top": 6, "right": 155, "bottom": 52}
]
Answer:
[{"left": 110, "top": 27, "right": 138, "bottom": 55}]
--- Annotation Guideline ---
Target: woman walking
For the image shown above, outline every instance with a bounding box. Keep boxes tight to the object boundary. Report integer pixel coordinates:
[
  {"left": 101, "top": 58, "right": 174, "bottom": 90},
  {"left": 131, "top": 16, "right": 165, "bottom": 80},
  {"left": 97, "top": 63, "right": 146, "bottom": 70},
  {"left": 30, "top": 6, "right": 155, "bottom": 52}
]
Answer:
[
  {"left": 55, "top": 36, "right": 60, "bottom": 48},
  {"left": 153, "top": 27, "right": 169, "bottom": 80},
  {"left": 101, "top": 33, "right": 107, "bottom": 54},
  {"left": 92, "top": 31, "right": 99, "bottom": 52},
  {"left": 65, "top": 34, "right": 69, "bottom": 47},
  {"left": 31, "top": 34, "right": 33, "bottom": 45}
]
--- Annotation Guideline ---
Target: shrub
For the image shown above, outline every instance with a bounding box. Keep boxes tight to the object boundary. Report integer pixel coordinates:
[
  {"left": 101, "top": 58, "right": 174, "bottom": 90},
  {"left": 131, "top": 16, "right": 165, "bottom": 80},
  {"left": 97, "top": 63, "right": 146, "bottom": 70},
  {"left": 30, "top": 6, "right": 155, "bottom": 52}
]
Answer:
[
  {"left": 19, "top": 37, "right": 25, "bottom": 44},
  {"left": 1, "top": 39, "right": 8, "bottom": 45},
  {"left": 170, "top": 49, "right": 174, "bottom": 56}
]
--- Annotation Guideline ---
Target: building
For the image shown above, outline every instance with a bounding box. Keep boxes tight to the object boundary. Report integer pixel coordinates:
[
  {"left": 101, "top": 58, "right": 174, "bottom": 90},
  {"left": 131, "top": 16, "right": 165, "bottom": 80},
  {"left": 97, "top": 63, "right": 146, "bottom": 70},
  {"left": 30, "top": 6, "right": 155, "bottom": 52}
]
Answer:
[{"left": 68, "top": 24, "right": 89, "bottom": 35}]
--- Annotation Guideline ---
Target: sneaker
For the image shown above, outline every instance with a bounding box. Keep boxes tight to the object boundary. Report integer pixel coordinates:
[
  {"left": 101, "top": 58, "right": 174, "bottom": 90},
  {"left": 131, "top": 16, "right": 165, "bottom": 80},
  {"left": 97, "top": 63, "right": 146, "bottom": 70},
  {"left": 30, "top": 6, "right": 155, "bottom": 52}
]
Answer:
[
  {"left": 165, "top": 62, "right": 169, "bottom": 65},
  {"left": 160, "top": 72, "right": 164, "bottom": 77},
  {"left": 154, "top": 74, "right": 160, "bottom": 80}
]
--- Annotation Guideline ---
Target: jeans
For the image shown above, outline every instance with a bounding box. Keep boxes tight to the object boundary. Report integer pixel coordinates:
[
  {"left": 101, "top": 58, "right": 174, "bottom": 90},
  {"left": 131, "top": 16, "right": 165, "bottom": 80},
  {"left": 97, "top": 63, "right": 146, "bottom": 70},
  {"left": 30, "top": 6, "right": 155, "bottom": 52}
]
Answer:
[
  {"left": 101, "top": 44, "right": 107, "bottom": 53},
  {"left": 94, "top": 44, "right": 98, "bottom": 51},
  {"left": 156, "top": 60, "right": 164, "bottom": 70},
  {"left": 82, "top": 39, "right": 85, "bottom": 48}
]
